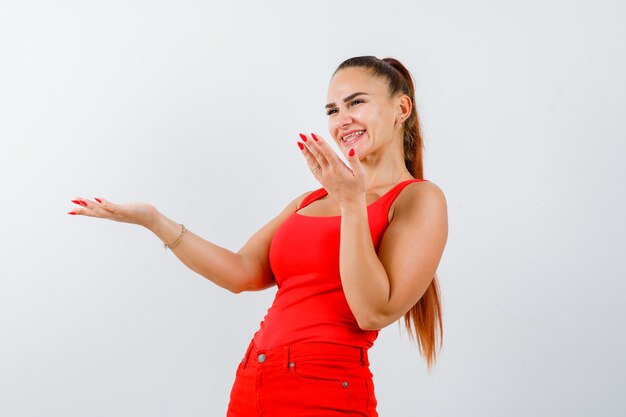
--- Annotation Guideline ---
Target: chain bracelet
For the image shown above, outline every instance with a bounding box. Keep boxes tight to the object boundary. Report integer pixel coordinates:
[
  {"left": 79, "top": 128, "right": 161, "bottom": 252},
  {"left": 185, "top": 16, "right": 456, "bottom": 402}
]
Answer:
[{"left": 164, "top": 224, "right": 186, "bottom": 250}]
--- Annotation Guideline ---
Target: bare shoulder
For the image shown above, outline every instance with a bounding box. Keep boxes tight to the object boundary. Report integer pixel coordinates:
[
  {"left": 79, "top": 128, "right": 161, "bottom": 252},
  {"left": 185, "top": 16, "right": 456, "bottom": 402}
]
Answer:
[
  {"left": 268, "top": 188, "right": 320, "bottom": 219},
  {"left": 390, "top": 180, "right": 447, "bottom": 222}
]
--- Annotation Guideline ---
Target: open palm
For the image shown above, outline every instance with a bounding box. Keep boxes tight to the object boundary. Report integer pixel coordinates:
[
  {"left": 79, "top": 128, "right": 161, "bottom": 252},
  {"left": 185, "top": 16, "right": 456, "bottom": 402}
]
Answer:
[{"left": 68, "top": 197, "right": 157, "bottom": 228}]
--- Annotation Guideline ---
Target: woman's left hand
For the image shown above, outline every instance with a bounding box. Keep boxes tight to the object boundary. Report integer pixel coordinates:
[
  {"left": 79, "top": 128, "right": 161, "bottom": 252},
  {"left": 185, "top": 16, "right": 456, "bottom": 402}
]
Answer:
[{"left": 297, "top": 132, "right": 366, "bottom": 209}]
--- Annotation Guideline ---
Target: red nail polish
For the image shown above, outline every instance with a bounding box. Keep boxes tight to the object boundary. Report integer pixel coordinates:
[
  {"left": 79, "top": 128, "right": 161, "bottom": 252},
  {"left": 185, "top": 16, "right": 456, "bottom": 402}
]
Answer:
[
  {"left": 348, "top": 148, "right": 355, "bottom": 157},
  {"left": 311, "top": 133, "right": 318, "bottom": 142},
  {"left": 79, "top": 200, "right": 88, "bottom": 206},
  {"left": 67, "top": 211, "right": 77, "bottom": 215},
  {"left": 95, "top": 198, "right": 101, "bottom": 203},
  {"left": 71, "top": 199, "right": 82, "bottom": 205},
  {"left": 297, "top": 142, "right": 304, "bottom": 150},
  {"left": 299, "top": 133, "right": 307, "bottom": 142}
]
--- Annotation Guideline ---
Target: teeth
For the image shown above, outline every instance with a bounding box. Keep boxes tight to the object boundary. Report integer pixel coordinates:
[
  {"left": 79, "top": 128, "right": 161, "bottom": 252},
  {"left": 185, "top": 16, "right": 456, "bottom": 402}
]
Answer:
[{"left": 342, "top": 130, "right": 365, "bottom": 142}]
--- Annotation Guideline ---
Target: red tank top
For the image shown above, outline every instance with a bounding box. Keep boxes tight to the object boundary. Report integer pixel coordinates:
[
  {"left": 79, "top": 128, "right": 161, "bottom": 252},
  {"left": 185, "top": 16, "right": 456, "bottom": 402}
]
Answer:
[{"left": 252, "top": 178, "right": 430, "bottom": 349}]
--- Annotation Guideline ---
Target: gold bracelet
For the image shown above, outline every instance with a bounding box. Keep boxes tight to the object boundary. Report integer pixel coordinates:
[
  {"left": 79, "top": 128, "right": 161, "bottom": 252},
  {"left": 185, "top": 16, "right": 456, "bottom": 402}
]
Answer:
[{"left": 164, "top": 224, "right": 186, "bottom": 250}]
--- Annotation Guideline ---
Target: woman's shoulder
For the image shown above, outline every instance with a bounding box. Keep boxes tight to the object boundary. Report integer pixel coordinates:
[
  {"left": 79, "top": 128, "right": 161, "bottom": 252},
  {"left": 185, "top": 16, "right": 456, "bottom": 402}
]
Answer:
[
  {"left": 405, "top": 178, "right": 444, "bottom": 194},
  {"left": 392, "top": 179, "right": 447, "bottom": 219}
]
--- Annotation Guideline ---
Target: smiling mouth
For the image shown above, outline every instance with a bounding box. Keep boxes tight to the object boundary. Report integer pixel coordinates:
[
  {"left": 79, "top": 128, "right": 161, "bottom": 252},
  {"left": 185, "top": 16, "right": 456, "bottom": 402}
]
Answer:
[{"left": 342, "top": 130, "right": 366, "bottom": 144}]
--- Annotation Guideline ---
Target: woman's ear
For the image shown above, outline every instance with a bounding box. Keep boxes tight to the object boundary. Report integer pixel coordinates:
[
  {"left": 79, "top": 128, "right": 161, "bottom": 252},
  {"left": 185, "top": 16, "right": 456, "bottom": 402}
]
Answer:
[{"left": 397, "top": 94, "right": 412, "bottom": 121}]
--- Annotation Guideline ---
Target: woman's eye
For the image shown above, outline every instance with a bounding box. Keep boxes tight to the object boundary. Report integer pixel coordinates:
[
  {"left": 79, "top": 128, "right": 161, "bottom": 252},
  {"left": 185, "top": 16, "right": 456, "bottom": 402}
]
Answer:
[{"left": 325, "top": 100, "right": 362, "bottom": 116}]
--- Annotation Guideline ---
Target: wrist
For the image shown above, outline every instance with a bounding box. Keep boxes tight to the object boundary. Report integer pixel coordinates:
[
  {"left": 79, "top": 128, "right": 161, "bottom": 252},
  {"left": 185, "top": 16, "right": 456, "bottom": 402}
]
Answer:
[
  {"left": 340, "top": 197, "right": 368, "bottom": 217},
  {"left": 146, "top": 209, "right": 185, "bottom": 249},
  {"left": 144, "top": 206, "right": 164, "bottom": 232}
]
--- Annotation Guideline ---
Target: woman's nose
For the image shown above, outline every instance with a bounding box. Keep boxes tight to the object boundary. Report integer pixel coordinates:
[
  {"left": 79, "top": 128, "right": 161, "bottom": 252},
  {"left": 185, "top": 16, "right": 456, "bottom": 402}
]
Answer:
[{"left": 336, "top": 112, "right": 353, "bottom": 129}]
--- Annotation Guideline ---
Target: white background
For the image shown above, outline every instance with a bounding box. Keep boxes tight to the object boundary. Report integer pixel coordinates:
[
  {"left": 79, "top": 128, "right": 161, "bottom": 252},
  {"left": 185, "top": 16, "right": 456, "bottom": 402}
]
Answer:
[{"left": 1, "top": 0, "right": 625, "bottom": 416}]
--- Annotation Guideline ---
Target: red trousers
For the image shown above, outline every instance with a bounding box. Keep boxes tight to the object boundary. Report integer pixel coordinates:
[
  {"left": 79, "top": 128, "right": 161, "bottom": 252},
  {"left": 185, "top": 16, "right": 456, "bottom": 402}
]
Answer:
[{"left": 226, "top": 338, "right": 379, "bottom": 416}]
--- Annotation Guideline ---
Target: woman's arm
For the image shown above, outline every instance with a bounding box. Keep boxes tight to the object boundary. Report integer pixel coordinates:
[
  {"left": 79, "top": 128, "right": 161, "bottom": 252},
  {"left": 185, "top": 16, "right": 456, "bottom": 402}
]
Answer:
[
  {"left": 147, "top": 191, "right": 311, "bottom": 293},
  {"left": 338, "top": 181, "right": 448, "bottom": 330}
]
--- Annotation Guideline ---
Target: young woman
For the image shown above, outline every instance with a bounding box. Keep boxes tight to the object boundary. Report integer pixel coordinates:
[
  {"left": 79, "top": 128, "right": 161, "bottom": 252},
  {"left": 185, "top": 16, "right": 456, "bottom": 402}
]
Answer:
[{"left": 68, "top": 55, "right": 448, "bottom": 416}]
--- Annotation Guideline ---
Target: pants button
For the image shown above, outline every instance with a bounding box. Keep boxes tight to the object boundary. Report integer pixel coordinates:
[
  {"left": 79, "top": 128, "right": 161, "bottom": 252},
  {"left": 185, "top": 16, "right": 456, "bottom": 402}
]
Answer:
[
  {"left": 257, "top": 353, "right": 266, "bottom": 363},
  {"left": 342, "top": 381, "right": 349, "bottom": 388}
]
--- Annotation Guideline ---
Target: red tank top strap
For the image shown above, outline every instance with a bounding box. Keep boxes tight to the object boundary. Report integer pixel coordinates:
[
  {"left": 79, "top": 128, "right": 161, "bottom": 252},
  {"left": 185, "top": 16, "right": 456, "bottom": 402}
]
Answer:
[
  {"left": 297, "top": 188, "right": 327, "bottom": 211},
  {"left": 377, "top": 178, "right": 430, "bottom": 211}
]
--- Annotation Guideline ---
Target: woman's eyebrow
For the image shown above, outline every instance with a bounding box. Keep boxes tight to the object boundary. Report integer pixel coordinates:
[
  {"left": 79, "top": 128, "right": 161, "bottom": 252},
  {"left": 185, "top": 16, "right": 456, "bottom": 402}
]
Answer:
[{"left": 325, "top": 92, "right": 368, "bottom": 109}]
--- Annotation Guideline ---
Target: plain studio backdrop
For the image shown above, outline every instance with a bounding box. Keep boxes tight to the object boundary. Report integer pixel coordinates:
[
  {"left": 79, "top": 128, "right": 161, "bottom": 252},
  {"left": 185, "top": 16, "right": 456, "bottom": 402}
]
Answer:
[{"left": 1, "top": 0, "right": 625, "bottom": 416}]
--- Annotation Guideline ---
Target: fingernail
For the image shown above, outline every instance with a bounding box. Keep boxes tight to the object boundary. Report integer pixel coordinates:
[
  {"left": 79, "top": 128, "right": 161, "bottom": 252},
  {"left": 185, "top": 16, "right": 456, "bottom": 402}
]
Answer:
[
  {"left": 311, "top": 133, "right": 318, "bottom": 142},
  {"left": 71, "top": 199, "right": 82, "bottom": 205},
  {"left": 349, "top": 148, "right": 355, "bottom": 157},
  {"left": 79, "top": 200, "right": 88, "bottom": 206},
  {"left": 299, "top": 133, "right": 307, "bottom": 142},
  {"left": 67, "top": 211, "right": 77, "bottom": 215},
  {"left": 95, "top": 198, "right": 101, "bottom": 203},
  {"left": 297, "top": 142, "right": 304, "bottom": 150}
]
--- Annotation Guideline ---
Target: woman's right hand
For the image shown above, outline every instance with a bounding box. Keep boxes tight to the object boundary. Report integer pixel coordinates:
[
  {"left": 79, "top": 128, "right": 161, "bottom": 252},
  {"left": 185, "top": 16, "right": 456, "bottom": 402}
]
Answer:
[{"left": 68, "top": 197, "right": 158, "bottom": 229}]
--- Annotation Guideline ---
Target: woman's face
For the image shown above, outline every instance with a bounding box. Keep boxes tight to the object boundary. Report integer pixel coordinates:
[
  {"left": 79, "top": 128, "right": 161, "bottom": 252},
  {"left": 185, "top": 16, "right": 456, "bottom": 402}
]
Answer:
[{"left": 326, "top": 67, "right": 399, "bottom": 155}]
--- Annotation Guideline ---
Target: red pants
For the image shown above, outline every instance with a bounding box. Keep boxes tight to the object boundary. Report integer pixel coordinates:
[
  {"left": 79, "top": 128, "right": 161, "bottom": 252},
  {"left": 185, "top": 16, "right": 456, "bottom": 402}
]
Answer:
[{"left": 226, "top": 338, "right": 379, "bottom": 416}]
